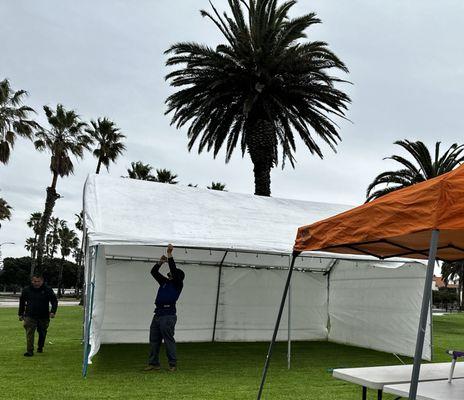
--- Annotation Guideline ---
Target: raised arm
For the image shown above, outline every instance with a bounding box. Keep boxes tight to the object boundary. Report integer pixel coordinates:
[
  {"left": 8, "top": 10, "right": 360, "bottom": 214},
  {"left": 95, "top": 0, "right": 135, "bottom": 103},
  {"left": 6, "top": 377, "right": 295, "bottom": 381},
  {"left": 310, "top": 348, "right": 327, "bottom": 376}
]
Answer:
[
  {"left": 151, "top": 256, "right": 168, "bottom": 285},
  {"left": 167, "top": 244, "right": 178, "bottom": 275}
]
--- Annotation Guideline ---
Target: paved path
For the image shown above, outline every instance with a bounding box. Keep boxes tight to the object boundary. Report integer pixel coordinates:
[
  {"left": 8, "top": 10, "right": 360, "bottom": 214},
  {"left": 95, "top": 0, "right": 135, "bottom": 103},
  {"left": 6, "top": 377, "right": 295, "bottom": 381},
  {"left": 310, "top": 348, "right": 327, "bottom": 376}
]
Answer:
[{"left": 0, "top": 298, "right": 80, "bottom": 308}]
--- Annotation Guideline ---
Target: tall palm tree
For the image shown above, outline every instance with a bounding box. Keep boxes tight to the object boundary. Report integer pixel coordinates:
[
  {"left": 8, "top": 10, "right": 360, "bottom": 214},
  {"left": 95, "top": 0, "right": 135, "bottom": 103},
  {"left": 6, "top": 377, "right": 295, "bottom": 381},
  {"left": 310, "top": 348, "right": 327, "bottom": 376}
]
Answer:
[
  {"left": 34, "top": 104, "right": 91, "bottom": 269},
  {"left": 442, "top": 261, "right": 464, "bottom": 310},
  {"left": 26, "top": 211, "right": 42, "bottom": 276},
  {"left": 46, "top": 217, "right": 62, "bottom": 260},
  {"left": 207, "top": 181, "right": 227, "bottom": 191},
  {"left": 126, "top": 161, "right": 157, "bottom": 181},
  {"left": 57, "top": 221, "right": 79, "bottom": 297},
  {"left": 155, "top": 168, "right": 178, "bottom": 184},
  {"left": 366, "top": 140, "right": 464, "bottom": 202},
  {"left": 165, "top": 0, "right": 350, "bottom": 196},
  {"left": 86, "top": 118, "right": 126, "bottom": 174},
  {"left": 0, "top": 197, "right": 12, "bottom": 227},
  {"left": 25, "top": 237, "right": 37, "bottom": 259},
  {"left": 0, "top": 79, "right": 40, "bottom": 164}
]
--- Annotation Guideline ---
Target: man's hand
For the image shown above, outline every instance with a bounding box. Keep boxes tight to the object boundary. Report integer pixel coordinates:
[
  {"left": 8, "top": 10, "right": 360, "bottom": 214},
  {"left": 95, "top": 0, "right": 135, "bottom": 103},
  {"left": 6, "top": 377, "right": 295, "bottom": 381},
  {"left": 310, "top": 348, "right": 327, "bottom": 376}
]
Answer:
[
  {"left": 160, "top": 255, "right": 168, "bottom": 264},
  {"left": 167, "top": 244, "right": 174, "bottom": 257},
  {"left": 49, "top": 313, "right": 55, "bottom": 319}
]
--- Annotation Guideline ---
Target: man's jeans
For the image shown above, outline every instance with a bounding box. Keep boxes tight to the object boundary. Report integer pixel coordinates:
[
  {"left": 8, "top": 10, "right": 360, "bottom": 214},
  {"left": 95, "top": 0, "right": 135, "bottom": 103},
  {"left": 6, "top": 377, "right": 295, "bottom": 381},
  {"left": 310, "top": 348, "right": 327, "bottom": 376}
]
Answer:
[
  {"left": 23, "top": 317, "right": 49, "bottom": 353},
  {"left": 148, "top": 315, "right": 177, "bottom": 367}
]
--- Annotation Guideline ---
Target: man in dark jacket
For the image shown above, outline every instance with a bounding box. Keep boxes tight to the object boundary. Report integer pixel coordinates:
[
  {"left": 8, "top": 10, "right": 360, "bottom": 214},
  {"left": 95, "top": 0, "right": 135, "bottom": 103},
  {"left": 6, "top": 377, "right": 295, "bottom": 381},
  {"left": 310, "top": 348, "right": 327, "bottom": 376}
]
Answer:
[
  {"left": 18, "top": 274, "right": 58, "bottom": 357},
  {"left": 145, "top": 244, "right": 185, "bottom": 372}
]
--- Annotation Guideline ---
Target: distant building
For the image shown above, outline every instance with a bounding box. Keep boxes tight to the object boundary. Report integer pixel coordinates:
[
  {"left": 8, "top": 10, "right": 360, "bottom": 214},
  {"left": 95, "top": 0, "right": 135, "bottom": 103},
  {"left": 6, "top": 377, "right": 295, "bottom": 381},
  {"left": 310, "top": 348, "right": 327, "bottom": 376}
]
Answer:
[{"left": 432, "top": 275, "right": 459, "bottom": 291}]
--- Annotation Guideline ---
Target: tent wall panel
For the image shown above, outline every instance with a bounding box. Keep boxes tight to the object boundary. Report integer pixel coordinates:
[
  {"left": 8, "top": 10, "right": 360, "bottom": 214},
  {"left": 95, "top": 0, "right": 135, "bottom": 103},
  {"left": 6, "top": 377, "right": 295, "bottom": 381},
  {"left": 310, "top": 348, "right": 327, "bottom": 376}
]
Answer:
[
  {"left": 89, "top": 246, "right": 107, "bottom": 359},
  {"left": 101, "top": 259, "right": 218, "bottom": 343},
  {"left": 327, "top": 262, "right": 431, "bottom": 360},
  {"left": 215, "top": 268, "right": 328, "bottom": 341}
]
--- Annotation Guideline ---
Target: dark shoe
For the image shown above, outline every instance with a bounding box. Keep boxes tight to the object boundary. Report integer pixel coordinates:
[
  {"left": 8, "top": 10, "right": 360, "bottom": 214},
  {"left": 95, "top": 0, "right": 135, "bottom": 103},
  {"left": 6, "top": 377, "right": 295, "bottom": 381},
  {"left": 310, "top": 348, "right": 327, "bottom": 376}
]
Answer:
[
  {"left": 143, "top": 365, "right": 161, "bottom": 371},
  {"left": 168, "top": 365, "right": 177, "bottom": 372},
  {"left": 37, "top": 348, "right": 43, "bottom": 353},
  {"left": 23, "top": 352, "right": 33, "bottom": 357}
]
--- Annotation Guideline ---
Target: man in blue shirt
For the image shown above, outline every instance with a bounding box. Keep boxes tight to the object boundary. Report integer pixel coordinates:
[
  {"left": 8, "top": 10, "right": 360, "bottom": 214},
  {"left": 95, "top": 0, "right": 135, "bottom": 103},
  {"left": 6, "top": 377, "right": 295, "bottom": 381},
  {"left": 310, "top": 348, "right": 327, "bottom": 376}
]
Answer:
[{"left": 145, "top": 244, "right": 185, "bottom": 371}]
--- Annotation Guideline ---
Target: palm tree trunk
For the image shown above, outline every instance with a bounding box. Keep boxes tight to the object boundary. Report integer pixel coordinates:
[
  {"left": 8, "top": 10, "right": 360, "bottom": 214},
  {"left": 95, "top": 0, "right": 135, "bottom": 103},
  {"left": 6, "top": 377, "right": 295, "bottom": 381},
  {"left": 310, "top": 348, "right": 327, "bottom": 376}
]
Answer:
[
  {"left": 30, "top": 234, "right": 38, "bottom": 278},
  {"left": 246, "top": 120, "right": 277, "bottom": 197},
  {"left": 460, "top": 266, "right": 464, "bottom": 310},
  {"left": 57, "top": 256, "right": 64, "bottom": 298},
  {"left": 36, "top": 173, "right": 60, "bottom": 270},
  {"left": 96, "top": 158, "right": 102, "bottom": 174}
]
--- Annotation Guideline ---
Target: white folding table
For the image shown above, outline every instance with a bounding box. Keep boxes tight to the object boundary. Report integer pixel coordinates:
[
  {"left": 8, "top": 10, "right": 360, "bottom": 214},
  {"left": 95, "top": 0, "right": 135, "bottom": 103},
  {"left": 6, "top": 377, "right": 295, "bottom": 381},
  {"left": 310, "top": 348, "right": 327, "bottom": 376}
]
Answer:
[
  {"left": 332, "top": 362, "right": 464, "bottom": 399},
  {"left": 384, "top": 378, "right": 464, "bottom": 399}
]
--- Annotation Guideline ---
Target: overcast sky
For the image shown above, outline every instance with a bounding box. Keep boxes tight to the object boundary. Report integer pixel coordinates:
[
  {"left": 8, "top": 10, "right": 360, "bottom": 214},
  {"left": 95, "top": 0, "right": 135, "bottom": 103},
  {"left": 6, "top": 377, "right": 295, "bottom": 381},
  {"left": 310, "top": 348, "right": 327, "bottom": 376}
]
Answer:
[{"left": 1, "top": 0, "right": 464, "bottom": 258}]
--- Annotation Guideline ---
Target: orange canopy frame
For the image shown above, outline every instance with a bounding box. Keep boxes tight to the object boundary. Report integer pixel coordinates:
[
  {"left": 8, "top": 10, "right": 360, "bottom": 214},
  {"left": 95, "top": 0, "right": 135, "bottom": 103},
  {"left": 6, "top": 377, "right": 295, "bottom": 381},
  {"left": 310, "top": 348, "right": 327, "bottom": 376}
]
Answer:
[
  {"left": 294, "top": 164, "right": 464, "bottom": 261},
  {"left": 258, "top": 165, "right": 464, "bottom": 400}
]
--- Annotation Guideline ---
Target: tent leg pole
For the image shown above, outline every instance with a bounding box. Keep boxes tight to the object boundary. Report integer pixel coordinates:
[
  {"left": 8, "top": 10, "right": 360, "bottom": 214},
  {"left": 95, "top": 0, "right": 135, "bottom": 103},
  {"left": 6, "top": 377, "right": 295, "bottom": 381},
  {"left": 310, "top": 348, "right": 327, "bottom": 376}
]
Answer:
[
  {"left": 287, "top": 283, "right": 291, "bottom": 370},
  {"left": 408, "top": 229, "right": 439, "bottom": 400},
  {"left": 212, "top": 251, "right": 228, "bottom": 342},
  {"left": 82, "top": 246, "right": 94, "bottom": 378},
  {"left": 257, "top": 251, "right": 299, "bottom": 400}
]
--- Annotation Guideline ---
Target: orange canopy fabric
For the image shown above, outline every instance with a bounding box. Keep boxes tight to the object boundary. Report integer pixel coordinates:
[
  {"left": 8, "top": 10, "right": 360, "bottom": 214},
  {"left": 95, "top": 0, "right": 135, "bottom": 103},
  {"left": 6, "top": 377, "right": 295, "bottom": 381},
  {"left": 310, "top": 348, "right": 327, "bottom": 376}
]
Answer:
[{"left": 294, "top": 165, "right": 464, "bottom": 261}]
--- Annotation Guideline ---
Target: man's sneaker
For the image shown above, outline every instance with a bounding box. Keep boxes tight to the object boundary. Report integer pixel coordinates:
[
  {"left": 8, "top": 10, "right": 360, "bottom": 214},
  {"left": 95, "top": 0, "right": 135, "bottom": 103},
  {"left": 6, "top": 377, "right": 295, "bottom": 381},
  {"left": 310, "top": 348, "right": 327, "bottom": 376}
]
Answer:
[
  {"left": 168, "top": 366, "right": 177, "bottom": 372},
  {"left": 23, "top": 352, "right": 33, "bottom": 357},
  {"left": 143, "top": 365, "right": 161, "bottom": 371},
  {"left": 37, "top": 348, "right": 43, "bottom": 353}
]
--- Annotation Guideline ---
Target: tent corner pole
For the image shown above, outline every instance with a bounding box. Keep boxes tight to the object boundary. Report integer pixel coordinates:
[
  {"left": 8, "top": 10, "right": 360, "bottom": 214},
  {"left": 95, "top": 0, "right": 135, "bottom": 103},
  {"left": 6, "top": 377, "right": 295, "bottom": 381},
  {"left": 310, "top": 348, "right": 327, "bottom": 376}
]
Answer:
[
  {"left": 257, "top": 250, "right": 300, "bottom": 400},
  {"left": 287, "top": 273, "right": 292, "bottom": 370},
  {"left": 212, "top": 251, "right": 228, "bottom": 342},
  {"left": 408, "top": 229, "right": 439, "bottom": 400}
]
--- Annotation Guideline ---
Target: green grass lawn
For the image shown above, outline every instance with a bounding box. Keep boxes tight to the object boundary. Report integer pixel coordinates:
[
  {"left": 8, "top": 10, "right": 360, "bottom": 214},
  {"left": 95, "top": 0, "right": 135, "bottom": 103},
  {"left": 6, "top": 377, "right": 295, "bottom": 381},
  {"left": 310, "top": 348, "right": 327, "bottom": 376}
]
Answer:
[{"left": 0, "top": 307, "right": 463, "bottom": 399}]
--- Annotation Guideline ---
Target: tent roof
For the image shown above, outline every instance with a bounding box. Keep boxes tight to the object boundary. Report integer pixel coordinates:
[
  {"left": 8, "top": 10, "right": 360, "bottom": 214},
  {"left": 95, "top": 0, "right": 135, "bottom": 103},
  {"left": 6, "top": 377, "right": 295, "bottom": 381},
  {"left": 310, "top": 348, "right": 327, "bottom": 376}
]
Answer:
[
  {"left": 294, "top": 165, "right": 464, "bottom": 261},
  {"left": 83, "top": 174, "right": 352, "bottom": 255}
]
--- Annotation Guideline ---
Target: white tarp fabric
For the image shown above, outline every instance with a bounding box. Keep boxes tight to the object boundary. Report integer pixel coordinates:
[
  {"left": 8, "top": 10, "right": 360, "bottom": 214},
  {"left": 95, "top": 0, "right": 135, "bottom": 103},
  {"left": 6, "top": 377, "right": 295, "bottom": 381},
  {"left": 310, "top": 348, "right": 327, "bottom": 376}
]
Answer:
[
  {"left": 328, "top": 262, "right": 432, "bottom": 360},
  {"left": 83, "top": 175, "right": 432, "bottom": 364},
  {"left": 83, "top": 174, "right": 351, "bottom": 253}
]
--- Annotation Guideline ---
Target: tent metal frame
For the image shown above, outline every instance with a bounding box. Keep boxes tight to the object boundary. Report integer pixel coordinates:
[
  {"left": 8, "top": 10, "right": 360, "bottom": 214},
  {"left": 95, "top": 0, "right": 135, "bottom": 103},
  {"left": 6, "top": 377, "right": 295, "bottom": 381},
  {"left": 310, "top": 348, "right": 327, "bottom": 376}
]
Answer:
[
  {"left": 408, "top": 229, "right": 439, "bottom": 399},
  {"left": 212, "top": 251, "right": 228, "bottom": 342}
]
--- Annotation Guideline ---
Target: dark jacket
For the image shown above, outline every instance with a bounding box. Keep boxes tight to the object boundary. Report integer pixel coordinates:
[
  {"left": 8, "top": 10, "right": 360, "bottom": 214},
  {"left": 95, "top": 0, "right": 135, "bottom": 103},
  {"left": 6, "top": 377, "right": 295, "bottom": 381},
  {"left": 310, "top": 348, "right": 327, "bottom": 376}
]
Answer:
[
  {"left": 18, "top": 284, "right": 58, "bottom": 319},
  {"left": 151, "top": 257, "right": 185, "bottom": 316}
]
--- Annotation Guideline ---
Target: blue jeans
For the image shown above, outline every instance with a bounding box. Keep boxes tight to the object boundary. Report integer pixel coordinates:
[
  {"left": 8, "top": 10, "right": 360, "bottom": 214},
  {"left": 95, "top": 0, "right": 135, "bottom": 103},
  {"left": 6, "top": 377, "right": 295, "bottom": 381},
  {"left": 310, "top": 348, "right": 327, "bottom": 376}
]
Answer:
[{"left": 148, "top": 315, "right": 177, "bottom": 367}]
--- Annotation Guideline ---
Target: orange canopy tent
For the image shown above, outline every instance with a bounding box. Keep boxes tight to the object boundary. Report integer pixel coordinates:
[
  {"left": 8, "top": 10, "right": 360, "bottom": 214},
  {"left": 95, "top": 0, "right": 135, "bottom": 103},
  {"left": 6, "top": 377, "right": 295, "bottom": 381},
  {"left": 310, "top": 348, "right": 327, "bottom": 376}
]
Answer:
[
  {"left": 295, "top": 164, "right": 464, "bottom": 261},
  {"left": 258, "top": 165, "right": 464, "bottom": 400}
]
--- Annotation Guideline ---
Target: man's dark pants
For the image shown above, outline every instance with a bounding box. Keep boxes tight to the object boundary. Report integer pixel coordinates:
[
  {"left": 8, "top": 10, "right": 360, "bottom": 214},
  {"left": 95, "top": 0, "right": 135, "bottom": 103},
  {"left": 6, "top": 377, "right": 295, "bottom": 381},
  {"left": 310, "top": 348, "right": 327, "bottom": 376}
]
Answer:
[
  {"left": 148, "top": 315, "right": 177, "bottom": 367},
  {"left": 23, "top": 317, "right": 50, "bottom": 353}
]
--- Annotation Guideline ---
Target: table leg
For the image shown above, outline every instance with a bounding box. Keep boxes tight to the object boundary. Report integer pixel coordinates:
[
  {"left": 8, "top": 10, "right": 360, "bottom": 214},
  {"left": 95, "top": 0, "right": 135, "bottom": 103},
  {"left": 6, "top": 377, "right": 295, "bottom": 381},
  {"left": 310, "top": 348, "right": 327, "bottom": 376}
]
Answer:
[
  {"left": 377, "top": 389, "right": 382, "bottom": 400},
  {"left": 362, "top": 386, "right": 367, "bottom": 400}
]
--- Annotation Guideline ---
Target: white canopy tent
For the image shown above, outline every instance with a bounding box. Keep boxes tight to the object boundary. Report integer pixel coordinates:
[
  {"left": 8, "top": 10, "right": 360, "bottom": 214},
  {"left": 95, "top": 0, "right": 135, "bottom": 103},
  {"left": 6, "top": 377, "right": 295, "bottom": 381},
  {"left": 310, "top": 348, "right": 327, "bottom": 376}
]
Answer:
[{"left": 82, "top": 174, "right": 432, "bottom": 375}]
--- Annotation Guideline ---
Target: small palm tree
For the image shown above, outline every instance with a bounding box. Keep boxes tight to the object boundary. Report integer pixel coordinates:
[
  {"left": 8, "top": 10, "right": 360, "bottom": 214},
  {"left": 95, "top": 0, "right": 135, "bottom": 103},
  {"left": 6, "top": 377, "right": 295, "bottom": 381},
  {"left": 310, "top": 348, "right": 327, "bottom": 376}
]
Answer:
[
  {"left": 165, "top": 0, "right": 350, "bottom": 196},
  {"left": 75, "top": 211, "right": 84, "bottom": 231},
  {"left": 86, "top": 118, "right": 126, "bottom": 174},
  {"left": 25, "top": 237, "right": 38, "bottom": 258},
  {"left": 366, "top": 140, "right": 464, "bottom": 202},
  {"left": 46, "top": 217, "right": 62, "bottom": 260},
  {"left": 126, "top": 161, "right": 157, "bottom": 181},
  {"left": 0, "top": 79, "right": 40, "bottom": 164},
  {"left": 155, "top": 168, "right": 178, "bottom": 184},
  {"left": 74, "top": 211, "right": 84, "bottom": 298},
  {"left": 57, "top": 221, "right": 79, "bottom": 297},
  {"left": 207, "top": 182, "right": 227, "bottom": 191},
  {"left": 442, "top": 261, "right": 464, "bottom": 310},
  {"left": 34, "top": 104, "right": 91, "bottom": 269},
  {"left": 0, "top": 197, "right": 12, "bottom": 227}
]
